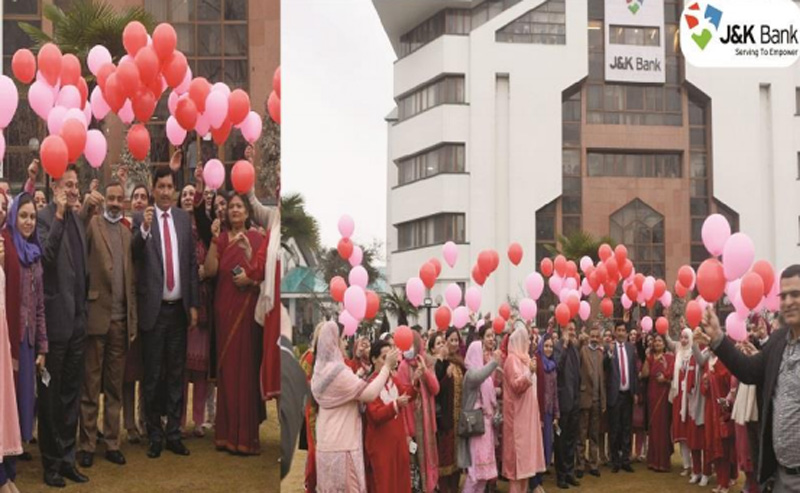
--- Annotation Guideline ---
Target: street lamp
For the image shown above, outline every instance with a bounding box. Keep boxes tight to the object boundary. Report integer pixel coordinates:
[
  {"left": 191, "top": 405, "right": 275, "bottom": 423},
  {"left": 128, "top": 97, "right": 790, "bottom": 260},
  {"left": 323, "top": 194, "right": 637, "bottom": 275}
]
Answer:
[{"left": 424, "top": 297, "right": 433, "bottom": 330}]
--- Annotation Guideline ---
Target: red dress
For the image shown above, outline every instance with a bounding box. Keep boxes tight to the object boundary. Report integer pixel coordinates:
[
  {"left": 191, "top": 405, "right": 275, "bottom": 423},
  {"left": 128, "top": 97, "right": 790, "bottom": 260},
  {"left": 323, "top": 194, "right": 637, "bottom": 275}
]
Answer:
[
  {"left": 299, "top": 350, "right": 317, "bottom": 492},
  {"left": 671, "top": 355, "right": 692, "bottom": 442},
  {"left": 249, "top": 228, "right": 280, "bottom": 400},
  {"left": 702, "top": 359, "right": 736, "bottom": 463},
  {"left": 646, "top": 353, "right": 674, "bottom": 472}
]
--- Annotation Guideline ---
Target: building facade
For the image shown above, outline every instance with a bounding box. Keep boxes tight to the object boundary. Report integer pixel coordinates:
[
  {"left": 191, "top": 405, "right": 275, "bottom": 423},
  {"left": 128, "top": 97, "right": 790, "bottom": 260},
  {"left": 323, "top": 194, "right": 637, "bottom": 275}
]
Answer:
[{"left": 377, "top": 0, "right": 800, "bottom": 325}]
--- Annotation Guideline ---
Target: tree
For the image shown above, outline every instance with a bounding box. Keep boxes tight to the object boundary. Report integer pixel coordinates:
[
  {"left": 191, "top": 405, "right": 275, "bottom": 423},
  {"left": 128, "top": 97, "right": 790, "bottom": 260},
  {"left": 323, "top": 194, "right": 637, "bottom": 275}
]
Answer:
[
  {"left": 317, "top": 240, "right": 382, "bottom": 287},
  {"left": 280, "top": 193, "right": 320, "bottom": 256},
  {"left": 381, "top": 289, "right": 418, "bottom": 327},
  {"left": 259, "top": 110, "right": 280, "bottom": 203},
  {"left": 544, "top": 230, "right": 617, "bottom": 263}
]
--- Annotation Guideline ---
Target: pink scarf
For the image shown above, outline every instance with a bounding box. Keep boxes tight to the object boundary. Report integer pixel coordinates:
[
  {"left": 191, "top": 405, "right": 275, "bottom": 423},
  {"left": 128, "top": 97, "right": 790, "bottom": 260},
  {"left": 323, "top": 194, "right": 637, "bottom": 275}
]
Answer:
[
  {"left": 508, "top": 326, "right": 531, "bottom": 366},
  {"left": 465, "top": 341, "right": 496, "bottom": 413},
  {"left": 310, "top": 321, "right": 367, "bottom": 408}
]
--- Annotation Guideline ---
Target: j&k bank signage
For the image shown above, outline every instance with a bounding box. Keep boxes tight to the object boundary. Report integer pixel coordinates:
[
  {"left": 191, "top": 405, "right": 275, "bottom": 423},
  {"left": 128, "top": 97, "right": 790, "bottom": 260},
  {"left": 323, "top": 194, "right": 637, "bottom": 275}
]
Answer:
[{"left": 605, "top": 0, "right": 666, "bottom": 84}]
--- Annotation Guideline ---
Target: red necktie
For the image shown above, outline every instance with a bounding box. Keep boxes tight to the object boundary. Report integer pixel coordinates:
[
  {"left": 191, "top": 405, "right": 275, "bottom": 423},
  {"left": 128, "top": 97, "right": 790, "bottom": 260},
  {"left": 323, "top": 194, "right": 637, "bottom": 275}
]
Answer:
[
  {"left": 163, "top": 211, "right": 175, "bottom": 292},
  {"left": 619, "top": 343, "right": 627, "bottom": 387}
]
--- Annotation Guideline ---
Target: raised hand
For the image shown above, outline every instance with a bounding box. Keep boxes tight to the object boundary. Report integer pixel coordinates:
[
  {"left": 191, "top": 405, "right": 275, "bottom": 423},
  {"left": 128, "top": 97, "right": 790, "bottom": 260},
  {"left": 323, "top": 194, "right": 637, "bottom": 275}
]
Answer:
[
  {"left": 54, "top": 189, "right": 67, "bottom": 220},
  {"left": 28, "top": 158, "right": 39, "bottom": 181},
  {"left": 211, "top": 218, "right": 221, "bottom": 238},
  {"left": 169, "top": 150, "right": 183, "bottom": 172},
  {"left": 700, "top": 306, "right": 723, "bottom": 344},
  {"left": 143, "top": 206, "right": 154, "bottom": 232}
]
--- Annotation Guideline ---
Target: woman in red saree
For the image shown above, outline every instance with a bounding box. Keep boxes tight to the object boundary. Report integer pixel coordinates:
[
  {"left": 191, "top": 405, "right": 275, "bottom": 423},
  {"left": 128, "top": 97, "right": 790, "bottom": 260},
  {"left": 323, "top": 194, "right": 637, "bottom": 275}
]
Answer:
[
  {"left": 204, "top": 194, "right": 265, "bottom": 455},
  {"left": 702, "top": 353, "right": 738, "bottom": 493},
  {"left": 639, "top": 334, "right": 674, "bottom": 472}
]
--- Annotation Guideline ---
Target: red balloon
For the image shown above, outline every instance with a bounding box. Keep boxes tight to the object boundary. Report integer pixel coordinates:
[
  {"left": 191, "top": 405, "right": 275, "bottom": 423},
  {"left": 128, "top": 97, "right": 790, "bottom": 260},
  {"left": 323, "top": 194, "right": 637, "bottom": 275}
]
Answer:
[
  {"left": 554, "top": 255, "right": 567, "bottom": 277},
  {"left": 614, "top": 244, "right": 628, "bottom": 266},
  {"left": 96, "top": 63, "right": 115, "bottom": 92},
  {"left": 337, "top": 238, "right": 353, "bottom": 260},
  {"left": 655, "top": 317, "right": 669, "bottom": 335},
  {"left": 134, "top": 46, "right": 160, "bottom": 86},
  {"left": 653, "top": 279, "right": 667, "bottom": 300},
  {"left": 152, "top": 23, "right": 177, "bottom": 62},
  {"left": 59, "top": 54, "right": 81, "bottom": 87},
  {"left": 540, "top": 258, "right": 554, "bottom": 277},
  {"left": 267, "top": 90, "right": 280, "bottom": 124},
  {"left": 116, "top": 60, "right": 141, "bottom": 98},
  {"left": 132, "top": 88, "right": 156, "bottom": 122},
  {"left": 37, "top": 43, "right": 62, "bottom": 86},
  {"left": 489, "top": 250, "right": 500, "bottom": 273},
  {"left": 566, "top": 295, "right": 580, "bottom": 318},
  {"left": 499, "top": 303, "right": 511, "bottom": 321},
  {"left": 12, "top": 49, "right": 36, "bottom": 84},
  {"left": 478, "top": 251, "right": 493, "bottom": 277},
  {"left": 620, "top": 259, "right": 633, "bottom": 279},
  {"left": 555, "top": 303, "right": 571, "bottom": 327},
  {"left": 595, "top": 263, "right": 608, "bottom": 284},
  {"left": 77, "top": 77, "right": 88, "bottom": 109},
  {"left": 604, "top": 281, "right": 618, "bottom": 297},
  {"left": 696, "top": 258, "right": 725, "bottom": 303},
  {"left": 123, "top": 21, "right": 148, "bottom": 57},
  {"left": 435, "top": 306, "right": 452, "bottom": 330},
  {"left": 751, "top": 260, "right": 775, "bottom": 296},
  {"left": 273, "top": 66, "right": 281, "bottom": 98},
  {"left": 493, "top": 316, "right": 505, "bottom": 334},
  {"left": 600, "top": 297, "right": 613, "bottom": 318},
  {"left": 626, "top": 284, "right": 639, "bottom": 302},
  {"left": 605, "top": 257, "right": 618, "bottom": 280},
  {"left": 508, "top": 242, "right": 523, "bottom": 266},
  {"left": 740, "top": 272, "right": 765, "bottom": 310},
  {"left": 231, "top": 160, "right": 255, "bottom": 194},
  {"left": 598, "top": 243, "right": 613, "bottom": 262},
  {"left": 646, "top": 297, "right": 656, "bottom": 309},
  {"left": 566, "top": 260, "right": 578, "bottom": 278},
  {"left": 330, "top": 276, "right": 346, "bottom": 303},
  {"left": 228, "top": 89, "right": 250, "bottom": 125},
  {"left": 365, "top": 290, "right": 380, "bottom": 320},
  {"left": 678, "top": 265, "right": 695, "bottom": 289},
  {"left": 126, "top": 124, "right": 150, "bottom": 161},
  {"left": 40, "top": 135, "right": 68, "bottom": 179},
  {"left": 394, "top": 326, "right": 413, "bottom": 351},
  {"left": 103, "top": 73, "right": 125, "bottom": 113},
  {"left": 634, "top": 274, "right": 645, "bottom": 291},
  {"left": 188, "top": 77, "right": 211, "bottom": 113},
  {"left": 675, "top": 281, "right": 688, "bottom": 298},
  {"left": 59, "top": 119, "right": 86, "bottom": 163},
  {"left": 472, "top": 265, "right": 486, "bottom": 286},
  {"left": 419, "top": 262, "right": 436, "bottom": 290},
  {"left": 162, "top": 51, "right": 188, "bottom": 88},
  {"left": 147, "top": 74, "right": 164, "bottom": 100},
  {"left": 175, "top": 97, "right": 198, "bottom": 131},
  {"left": 588, "top": 271, "right": 599, "bottom": 291},
  {"left": 211, "top": 119, "right": 232, "bottom": 145},
  {"left": 429, "top": 258, "right": 442, "bottom": 278},
  {"left": 685, "top": 300, "right": 702, "bottom": 329}
]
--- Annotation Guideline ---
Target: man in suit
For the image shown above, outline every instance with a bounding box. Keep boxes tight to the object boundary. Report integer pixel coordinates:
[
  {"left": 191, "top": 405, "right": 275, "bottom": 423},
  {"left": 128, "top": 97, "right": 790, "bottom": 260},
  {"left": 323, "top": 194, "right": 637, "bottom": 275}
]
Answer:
[
  {"left": 700, "top": 264, "right": 800, "bottom": 492},
  {"left": 605, "top": 322, "right": 637, "bottom": 474},
  {"left": 577, "top": 325, "right": 606, "bottom": 479},
  {"left": 132, "top": 165, "right": 198, "bottom": 459},
  {"left": 77, "top": 182, "right": 137, "bottom": 468},
  {"left": 37, "top": 165, "right": 102, "bottom": 487},
  {"left": 554, "top": 320, "right": 581, "bottom": 489}
]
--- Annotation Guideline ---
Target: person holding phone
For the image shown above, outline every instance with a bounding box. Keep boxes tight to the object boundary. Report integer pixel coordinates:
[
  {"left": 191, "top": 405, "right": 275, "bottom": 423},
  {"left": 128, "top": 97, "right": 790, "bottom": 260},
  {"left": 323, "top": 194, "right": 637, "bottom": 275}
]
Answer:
[{"left": 639, "top": 334, "right": 674, "bottom": 473}]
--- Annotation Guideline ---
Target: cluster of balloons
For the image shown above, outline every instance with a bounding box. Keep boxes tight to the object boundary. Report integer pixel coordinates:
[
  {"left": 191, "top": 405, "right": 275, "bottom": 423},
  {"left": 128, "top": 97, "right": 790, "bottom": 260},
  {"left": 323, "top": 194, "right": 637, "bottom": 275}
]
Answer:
[
  {"left": 267, "top": 67, "right": 280, "bottom": 125},
  {"left": 680, "top": 214, "right": 778, "bottom": 342},
  {"left": 331, "top": 215, "right": 380, "bottom": 336},
  {"left": 200, "top": 157, "right": 255, "bottom": 194}
]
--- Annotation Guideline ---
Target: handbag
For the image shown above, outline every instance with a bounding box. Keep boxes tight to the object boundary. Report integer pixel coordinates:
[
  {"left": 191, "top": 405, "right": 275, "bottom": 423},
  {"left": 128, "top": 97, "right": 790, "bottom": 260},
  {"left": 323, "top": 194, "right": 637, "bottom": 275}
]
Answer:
[{"left": 458, "top": 408, "right": 485, "bottom": 437}]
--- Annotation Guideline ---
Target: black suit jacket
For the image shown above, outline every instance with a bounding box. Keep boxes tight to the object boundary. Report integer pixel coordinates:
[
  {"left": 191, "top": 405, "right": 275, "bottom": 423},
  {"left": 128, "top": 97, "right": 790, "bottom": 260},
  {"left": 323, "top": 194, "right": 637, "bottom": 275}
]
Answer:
[
  {"left": 37, "top": 203, "right": 88, "bottom": 342},
  {"left": 554, "top": 340, "right": 581, "bottom": 414},
  {"left": 131, "top": 206, "right": 199, "bottom": 332},
  {"left": 713, "top": 326, "right": 789, "bottom": 485},
  {"left": 605, "top": 341, "right": 638, "bottom": 408}
]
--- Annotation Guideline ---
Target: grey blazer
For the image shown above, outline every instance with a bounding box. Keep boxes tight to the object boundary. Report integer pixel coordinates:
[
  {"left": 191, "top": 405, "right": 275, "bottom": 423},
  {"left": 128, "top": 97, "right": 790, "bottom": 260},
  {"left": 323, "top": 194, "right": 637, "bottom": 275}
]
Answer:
[
  {"left": 131, "top": 206, "right": 199, "bottom": 332},
  {"left": 456, "top": 360, "right": 499, "bottom": 469},
  {"left": 37, "top": 203, "right": 88, "bottom": 343}
]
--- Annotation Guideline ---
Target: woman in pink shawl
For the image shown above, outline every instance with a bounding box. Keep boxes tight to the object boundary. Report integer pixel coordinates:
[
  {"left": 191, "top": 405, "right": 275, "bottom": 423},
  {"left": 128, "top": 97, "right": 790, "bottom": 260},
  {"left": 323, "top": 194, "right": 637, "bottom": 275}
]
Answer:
[
  {"left": 396, "top": 331, "right": 440, "bottom": 492},
  {"left": 503, "top": 326, "right": 547, "bottom": 493},
  {"left": 457, "top": 341, "right": 502, "bottom": 493},
  {"left": 311, "top": 321, "right": 399, "bottom": 492}
]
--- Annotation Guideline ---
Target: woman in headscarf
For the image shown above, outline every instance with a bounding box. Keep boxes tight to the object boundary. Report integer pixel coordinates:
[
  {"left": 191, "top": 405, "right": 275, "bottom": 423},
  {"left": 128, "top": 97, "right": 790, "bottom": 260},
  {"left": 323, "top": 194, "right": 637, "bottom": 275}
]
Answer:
[
  {"left": 311, "top": 321, "right": 399, "bottom": 492},
  {"left": 639, "top": 333, "right": 674, "bottom": 472},
  {"left": 535, "top": 333, "right": 559, "bottom": 477},
  {"left": 299, "top": 323, "right": 324, "bottom": 493},
  {"left": 502, "top": 326, "right": 546, "bottom": 493},
  {"left": 457, "top": 341, "right": 502, "bottom": 493},
  {"left": 396, "top": 330, "right": 440, "bottom": 493},
  {"left": 701, "top": 346, "right": 737, "bottom": 493},
  {"left": 669, "top": 328, "right": 695, "bottom": 476},
  {"left": 434, "top": 327, "right": 465, "bottom": 493},
  {"left": 481, "top": 322, "right": 503, "bottom": 489}
]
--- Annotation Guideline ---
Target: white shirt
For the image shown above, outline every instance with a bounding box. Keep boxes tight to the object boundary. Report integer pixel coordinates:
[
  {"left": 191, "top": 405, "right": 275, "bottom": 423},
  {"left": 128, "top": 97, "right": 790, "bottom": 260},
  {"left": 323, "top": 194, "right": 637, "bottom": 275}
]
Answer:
[
  {"left": 617, "top": 342, "right": 630, "bottom": 392},
  {"left": 141, "top": 206, "right": 182, "bottom": 301}
]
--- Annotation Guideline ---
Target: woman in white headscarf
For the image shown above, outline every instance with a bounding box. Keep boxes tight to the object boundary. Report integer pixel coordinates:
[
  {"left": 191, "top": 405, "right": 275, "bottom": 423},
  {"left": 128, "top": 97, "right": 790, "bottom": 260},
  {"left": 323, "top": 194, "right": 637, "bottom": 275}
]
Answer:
[{"left": 669, "top": 328, "right": 694, "bottom": 476}]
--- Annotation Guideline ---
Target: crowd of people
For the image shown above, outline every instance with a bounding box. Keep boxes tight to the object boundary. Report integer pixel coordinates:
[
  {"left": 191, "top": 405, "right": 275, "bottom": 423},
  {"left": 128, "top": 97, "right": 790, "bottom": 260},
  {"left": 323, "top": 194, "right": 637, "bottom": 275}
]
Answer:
[
  {"left": 293, "top": 265, "right": 800, "bottom": 493},
  {"left": 0, "top": 147, "right": 279, "bottom": 491}
]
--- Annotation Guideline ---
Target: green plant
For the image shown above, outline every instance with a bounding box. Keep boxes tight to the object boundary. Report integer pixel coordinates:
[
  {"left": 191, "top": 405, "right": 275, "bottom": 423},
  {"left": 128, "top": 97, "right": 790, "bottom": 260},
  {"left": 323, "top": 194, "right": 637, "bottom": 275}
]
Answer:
[
  {"left": 280, "top": 193, "right": 321, "bottom": 255},
  {"left": 382, "top": 289, "right": 419, "bottom": 327},
  {"left": 544, "top": 230, "right": 617, "bottom": 263}
]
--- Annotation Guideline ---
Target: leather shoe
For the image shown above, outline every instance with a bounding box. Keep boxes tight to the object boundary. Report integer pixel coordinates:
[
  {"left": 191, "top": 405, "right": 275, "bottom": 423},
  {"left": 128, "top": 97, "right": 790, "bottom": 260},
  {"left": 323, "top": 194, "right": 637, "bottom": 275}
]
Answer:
[
  {"left": 622, "top": 464, "right": 634, "bottom": 473},
  {"left": 557, "top": 479, "right": 569, "bottom": 489},
  {"left": 60, "top": 466, "right": 89, "bottom": 483},
  {"left": 105, "top": 450, "right": 126, "bottom": 465},
  {"left": 43, "top": 471, "right": 66, "bottom": 488},
  {"left": 166, "top": 440, "right": 190, "bottom": 456},
  {"left": 147, "top": 441, "right": 163, "bottom": 459},
  {"left": 575, "top": 470, "right": 584, "bottom": 479},
  {"left": 566, "top": 476, "right": 580, "bottom": 487},
  {"left": 77, "top": 451, "right": 93, "bottom": 468},
  {"left": 611, "top": 465, "right": 620, "bottom": 473},
  {"left": 589, "top": 469, "right": 601, "bottom": 477}
]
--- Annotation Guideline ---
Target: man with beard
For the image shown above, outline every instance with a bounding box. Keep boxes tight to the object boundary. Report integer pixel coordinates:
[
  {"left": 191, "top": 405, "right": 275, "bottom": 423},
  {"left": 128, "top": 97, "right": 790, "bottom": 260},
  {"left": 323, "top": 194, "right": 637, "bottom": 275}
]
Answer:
[{"left": 77, "top": 182, "right": 137, "bottom": 468}]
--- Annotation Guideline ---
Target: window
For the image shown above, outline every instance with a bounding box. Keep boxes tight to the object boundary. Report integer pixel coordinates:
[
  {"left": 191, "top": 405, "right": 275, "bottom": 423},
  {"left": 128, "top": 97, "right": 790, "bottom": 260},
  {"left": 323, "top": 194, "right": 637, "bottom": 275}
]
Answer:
[
  {"left": 396, "top": 144, "right": 466, "bottom": 185},
  {"left": 495, "top": 0, "right": 566, "bottom": 45},
  {"left": 399, "top": 9, "right": 471, "bottom": 58},
  {"left": 610, "top": 199, "right": 665, "bottom": 278},
  {"left": 609, "top": 25, "right": 660, "bottom": 46},
  {"left": 797, "top": 87, "right": 800, "bottom": 115},
  {"left": 396, "top": 75, "right": 465, "bottom": 121},
  {"left": 535, "top": 200, "right": 558, "bottom": 328},
  {"left": 396, "top": 214, "right": 466, "bottom": 251},
  {"left": 587, "top": 152, "right": 682, "bottom": 178},
  {"left": 797, "top": 152, "right": 800, "bottom": 179}
]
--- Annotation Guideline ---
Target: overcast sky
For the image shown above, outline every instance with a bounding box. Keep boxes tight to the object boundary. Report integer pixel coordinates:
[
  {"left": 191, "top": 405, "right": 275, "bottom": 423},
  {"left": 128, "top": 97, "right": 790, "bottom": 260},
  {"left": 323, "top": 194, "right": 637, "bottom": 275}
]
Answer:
[{"left": 282, "top": 0, "right": 395, "bottom": 258}]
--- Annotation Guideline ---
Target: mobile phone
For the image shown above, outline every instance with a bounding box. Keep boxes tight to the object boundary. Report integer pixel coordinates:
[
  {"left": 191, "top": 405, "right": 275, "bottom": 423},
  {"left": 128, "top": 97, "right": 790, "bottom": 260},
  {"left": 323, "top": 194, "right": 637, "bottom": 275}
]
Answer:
[
  {"left": 409, "top": 440, "right": 418, "bottom": 455},
  {"left": 232, "top": 265, "right": 244, "bottom": 277}
]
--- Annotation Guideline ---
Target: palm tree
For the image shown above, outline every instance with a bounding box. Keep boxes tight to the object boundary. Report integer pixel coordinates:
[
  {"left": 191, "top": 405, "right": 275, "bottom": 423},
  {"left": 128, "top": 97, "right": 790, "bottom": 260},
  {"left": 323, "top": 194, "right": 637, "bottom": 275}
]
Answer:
[
  {"left": 381, "top": 290, "right": 418, "bottom": 327},
  {"left": 317, "top": 242, "right": 382, "bottom": 287},
  {"left": 281, "top": 193, "right": 321, "bottom": 256},
  {"left": 545, "top": 230, "right": 617, "bottom": 263},
  {"left": 258, "top": 112, "right": 280, "bottom": 203}
]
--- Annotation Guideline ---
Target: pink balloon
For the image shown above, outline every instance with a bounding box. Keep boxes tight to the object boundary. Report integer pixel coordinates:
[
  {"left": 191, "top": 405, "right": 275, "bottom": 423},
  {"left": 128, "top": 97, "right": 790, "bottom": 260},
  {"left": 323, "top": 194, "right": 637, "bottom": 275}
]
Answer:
[
  {"left": 90, "top": 87, "right": 110, "bottom": 120},
  {"left": 558, "top": 288, "right": 570, "bottom": 304},
  {"left": 765, "top": 282, "right": 781, "bottom": 312},
  {"left": 205, "top": 90, "right": 228, "bottom": 129},
  {"left": 581, "top": 278, "right": 592, "bottom": 297},
  {"left": 28, "top": 80, "right": 55, "bottom": 120},
  {"left": 168, "top": 91, "right": 180, "bottom": 115},
  {"left": 453, "top": 306, "right": 470, "bottom": 329},
  {"left": 83, "top": 129, "right": 106, "bottom": 169},
  {"left": 212, "top": 82, "right": 231, "bottom": 96},
  {"left": 465, "top": 286, "right": 482, "bottom": 313},
  {"left": 348, "top": 245, "right": 363, "bottom": 267},
  {"left": 344, "top": 285, "right": 367, "bottom": 320},
  {"left": 175, "top": 67, "right": 192, "bottom": 94},
  {"left": 118, "top": 99, "right": 134, "bottom": 124},
  {"left": 195, "top": 111, "right": 210, "bottom": 137},
  {"left": 525, "top": 272, "right": 544, "bottom": 300},
  {"left": 578, "top": 300, "right": 591, "bottom": 321},
  {"left": 641, "top": 316, "right": 653, "bottom": 333},
  {"left": 579, "top": 256, "right": 593, "bottom": 274},
  {"left": 64, "top": 108, "right": 87, "bottom": 128},
  {"left": 697, "top": 297, "right": 709, "bottom": 313},
  {"left": 725, "top": 312, "right": 747, "bottom": 342},
  {"left": 56, "top": 85, "right": 81, "bottom": 109},
  {"left": 240, "top": 111, "right": 262, "bottom": 144},
  {"left": 444, "top": 283, "right": 462, "bottom": 310},
  {"left": 442, "top": 241, "right": 458, "bottom": 268},
  {"left": 548, "top": 275, "right": 563, "bottom": 296},
  {"left": 564, "top": 277, "right": 578, "bottom": 291},
  {"left": 597, "top": 285, "right": 606, "bottom": 299},
  {"left": 406, "top": 277, "right": 425, "bottom": 308},
  {"left": 642, "top": 276, "right": 655, "bottom": 300},
  {"left": 722, "top": 233, "right": 755, "bottom": 281},
  {"left": 660, "top": 291, "right": 672, "bottom": 308},
  {"left": 348, "top": 265, "right": 368, "bottom": 289},
  {"left": 47, "top": 106, "right": 68, "bottom": 135},
  {"left": 621, "top": 294, "right": 633, "bottom": 309},
  {"left": 339, "top": 311, "right": 358, "bottom": 337},
  {"left": 730, "top": 289, "right": 749, "bottom": 318},
  {"left": 87, "top": 45, "right": 112, "bottom": 76},
  {"left": 166, "top": 116, "right": 187, "bottom": 146},
  {"left": 202, "top": 158, "right": 225, "bottom": 190},
  {"left": 0, "top": 76, "right": 19, "bottom": 129},
  {"left": 702, "top": 214, "right": 731, "bottom": 257},
  {"left": 338, "top": 214, "right": 354, "bottom": 238},
  {"left": 83, "top": 101, "right": 93, "bottom": 125},
  {"left": 519, "top": 298, "right": 537, "bottom": 322}
]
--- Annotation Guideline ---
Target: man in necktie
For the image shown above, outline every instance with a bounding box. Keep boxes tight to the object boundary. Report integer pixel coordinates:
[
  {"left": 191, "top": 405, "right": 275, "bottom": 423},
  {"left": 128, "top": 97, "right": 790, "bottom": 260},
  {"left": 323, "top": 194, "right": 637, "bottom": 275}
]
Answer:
[
  {"left": 132, "top": 165, "right": 199, "bottom": 459},
  {"left": 605, "top": 322, "right": 638, "bottom": 473}
]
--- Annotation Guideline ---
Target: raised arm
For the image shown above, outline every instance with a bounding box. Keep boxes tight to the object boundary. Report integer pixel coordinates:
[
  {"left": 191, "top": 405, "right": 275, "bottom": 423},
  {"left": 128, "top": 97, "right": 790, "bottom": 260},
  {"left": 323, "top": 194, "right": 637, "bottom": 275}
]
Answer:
[
  {"left": 712, "top": 336, "right": 766, "bottom": 386},
  {"left": 464, "top": 360, "right": 499, "bottom": 390},
  {"left": 358, "top": 366, "right": 392, "bottom": 403}
]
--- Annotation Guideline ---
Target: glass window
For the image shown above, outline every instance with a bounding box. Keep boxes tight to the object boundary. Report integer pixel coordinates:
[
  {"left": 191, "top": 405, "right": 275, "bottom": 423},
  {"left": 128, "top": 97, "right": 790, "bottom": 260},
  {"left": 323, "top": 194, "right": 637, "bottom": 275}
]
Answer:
[
  {"left": 175, "top": 24, "right": 195, "bottom": 55},
  {"left": 396, "top": 214, "right": 466, "bottom": 251},
  {"left": 4, "top": 0, "right": 38, "bottom": 15},
  {"left": 3, "top": 20, "right": 40, "bottom": 55},
  {"left": 396, "top": 144, "right": 466, "bottom": 185},
  {"left": 562, "top": 216, "right": 581, "bottom": 236},
  {"left": 198, "top": 59, "right": 223, "bottom": 81},
  {"left": 626, "top": 86, "right": 644, "bottom": 111},
  {"left": 224, "top": 0, "right": 246, "bottom": 20},
  {"left": 562, "top": 149, "right": 581, "bottom": 176},
  {"left": 198, "top": 24, "right": 222, "bottom": 56},
  {"left": 689, "top": 100, "right": 706, "bottom": 125},
  {"left": 690, "top": 128, "right": 706, "bottom": 148},
  {"left": 586, "top": 152, "right": 683, "bottom": 178},
  {"left": 588, "top": 22, "right": 603, "bottom": 51},
  {"left": 610, "top": 199, "right": 665, "bottom": 278},
  {"left": 197, "top": 0, "right": 221, "bottom": 20},
  {"left": 224, "top": 24, "right": 247, "bottom": 56},
  {"left": 396, "top": 75, "right": 466, "bottom": 121},
  {"left": 691, "top": 198, "right": 709, "bottom": 217},
  {"left": 587, "top": 85, "right": 603, "bottom": 110},
  {"left": 609, "top": 26, "right": 660, "bottom": 46},
  {"left": 495, "top": 0, "right": 566, "bottom": 45}
]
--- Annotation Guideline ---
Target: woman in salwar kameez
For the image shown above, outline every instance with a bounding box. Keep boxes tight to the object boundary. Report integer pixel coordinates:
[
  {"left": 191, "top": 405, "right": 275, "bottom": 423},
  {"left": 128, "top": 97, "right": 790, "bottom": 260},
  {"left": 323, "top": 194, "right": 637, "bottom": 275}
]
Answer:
[{"left": 434, "top": 328, "right": 465, "bottom": 493}]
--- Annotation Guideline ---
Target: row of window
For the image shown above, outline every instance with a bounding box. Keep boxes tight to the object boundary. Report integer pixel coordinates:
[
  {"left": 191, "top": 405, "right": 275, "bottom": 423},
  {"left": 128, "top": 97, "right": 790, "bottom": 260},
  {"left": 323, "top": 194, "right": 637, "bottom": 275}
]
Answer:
[
  {"left": 396, "top": 76, "right": 465, "bottom": 121},
  {"left": 396, "top": 213, "right": 466, "bottom": 251},
  {"left": 587, "top": 152, "right": 682, "bottom": 178},
  {"left": 396, "top": 144, "right": 466, "bottom": 185},
  {"left": 609, "top": 25, "right": 660, "bottom": 47},
  {"left": 399, "top": 9, "right": 471, "bottom": 58},
  {"left": 495, "top": 1, "right": 566, "bottom": 45}
]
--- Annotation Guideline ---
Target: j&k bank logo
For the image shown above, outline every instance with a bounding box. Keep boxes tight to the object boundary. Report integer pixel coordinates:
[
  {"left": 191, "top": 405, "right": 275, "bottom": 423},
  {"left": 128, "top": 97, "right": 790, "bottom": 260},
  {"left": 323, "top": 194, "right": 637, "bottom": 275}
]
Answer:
[
  {"left": 681, "top": 0, "right": 800, "bottom": 68},
  {"left": 626, "top": 0, "right": 644, "bottom": 15}
]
